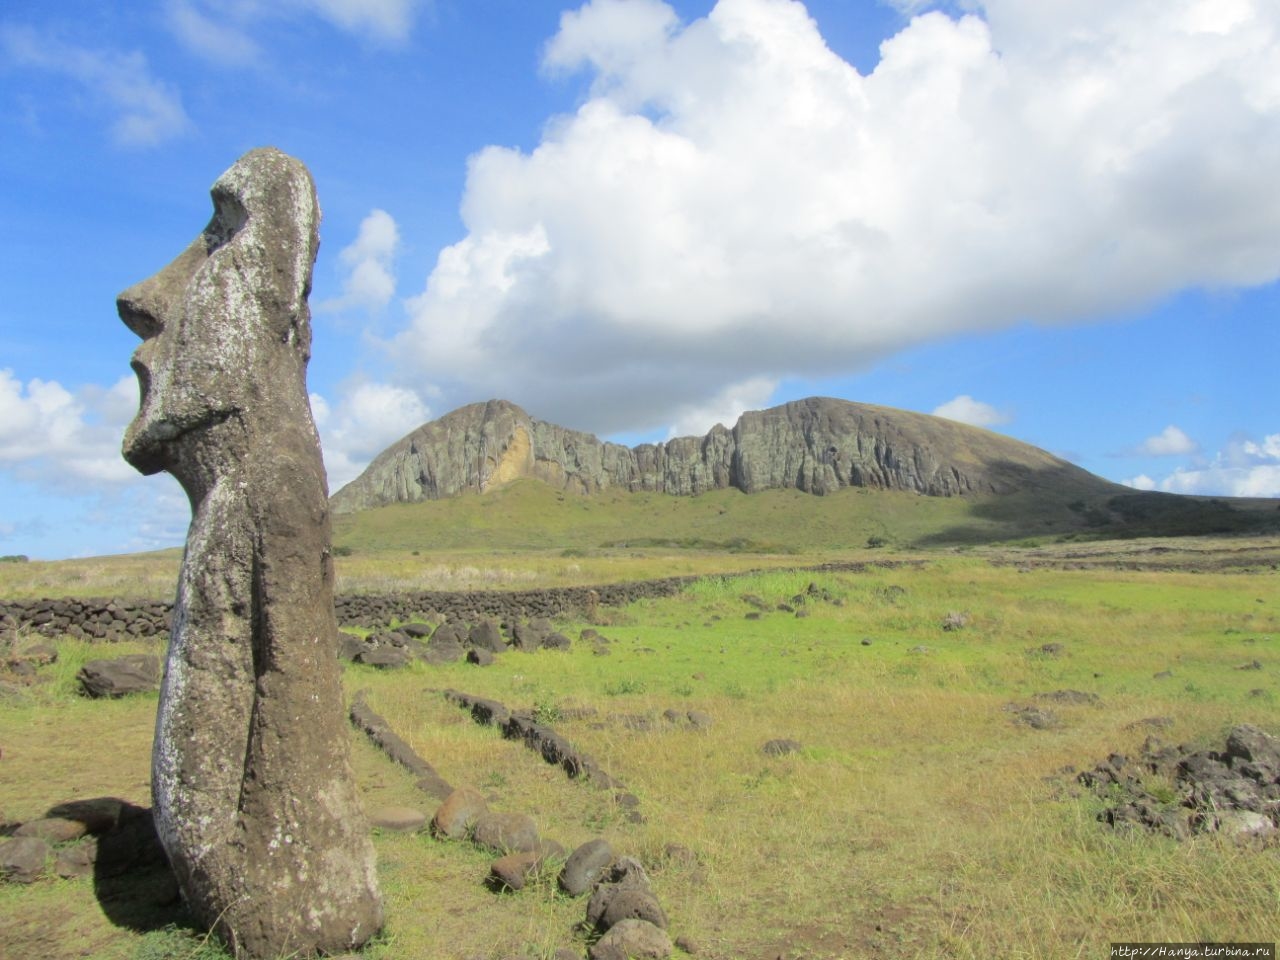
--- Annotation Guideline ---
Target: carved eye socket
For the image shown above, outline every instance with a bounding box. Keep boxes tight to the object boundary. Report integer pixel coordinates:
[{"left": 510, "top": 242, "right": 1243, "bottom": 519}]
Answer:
[{"left": 204, "top": 188, "right": 249, "bottom": 254}]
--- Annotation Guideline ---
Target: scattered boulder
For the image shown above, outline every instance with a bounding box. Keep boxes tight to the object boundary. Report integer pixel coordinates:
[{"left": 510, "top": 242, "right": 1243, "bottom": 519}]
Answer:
[
  {"left": 761, "top": 738, "right": 803, "bottom": 756},
  {"left": 77, "top": 654, "right": 160, "bottom": 698},
  {"left": 1005, "top": 704, "right": 1058, "bottom": 729},
  {"left": 469, "top": 619, "right": 506, "bottom": 653},
  {"left": 368, "top": 806, "right": 427, "bottom": 832},
  {"left": 560, "top": 838, "right": 614, "bottom": 896},
  {"left": 355, "top": 644, "right": 413, "bottom": 669},
  {"left": 941, "top": 611, "right": 969, "bottom": 631},
  {"left": 1033, "top": 690, "right": 1101, "bottom": 707},
  {"left": 488, "top": 839, "right": 564, "bottom": 892},
  {"left": 1080, "top": 725, "right": 1280, "bottom": 839},
  {"left": 686, "top": 710, "right": 713, "bottom": 731},
  {"left": 14, "top": 816, "right": 88, "bottom": 844},
  {"left": 0, "top": 836, "right": 50, "bottom": 883},
  {"left": 432, "top": 787, "right": 489, "bottom": 841},
  {"left": 467, "top": 648, "right": 496, "bottom": 667},
  {"left": 472, "top": 811, "right": 540, "bottom": 854},
  {"left": 589, "top": 919, "right": 673, "bottom": 960}
]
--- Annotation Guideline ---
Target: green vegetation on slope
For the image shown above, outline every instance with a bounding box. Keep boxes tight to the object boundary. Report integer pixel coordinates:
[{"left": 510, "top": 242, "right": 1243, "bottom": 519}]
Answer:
[
  {"left": 331, "top": 478, "right": 1280, "bottom": 557},
  {"left": 2, "top": 560, "right": 1278, "bottom": 958}
]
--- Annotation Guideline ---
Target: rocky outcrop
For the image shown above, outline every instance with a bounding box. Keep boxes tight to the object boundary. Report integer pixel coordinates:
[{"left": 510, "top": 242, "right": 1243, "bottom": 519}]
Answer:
[{"left": 331, "top": 397, "right": 1103, "bottom": 513}]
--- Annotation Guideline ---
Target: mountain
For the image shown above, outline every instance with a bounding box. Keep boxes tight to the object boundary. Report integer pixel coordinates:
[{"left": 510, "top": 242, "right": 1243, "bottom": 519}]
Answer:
[{"left": 330, "top": 397, "right": 1122, "bottom": 514}]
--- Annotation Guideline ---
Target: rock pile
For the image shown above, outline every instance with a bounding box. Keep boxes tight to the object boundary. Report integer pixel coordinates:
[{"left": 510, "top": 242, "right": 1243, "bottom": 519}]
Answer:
[
  {"left": 0, "top": 798, "right": 167, "bottom": 885},
  {"left": 1079, "top": 724, "right": 1280, "bottom": 839},
  {"left": 340, "top": 616, "right": 579, "bottom": 669}
]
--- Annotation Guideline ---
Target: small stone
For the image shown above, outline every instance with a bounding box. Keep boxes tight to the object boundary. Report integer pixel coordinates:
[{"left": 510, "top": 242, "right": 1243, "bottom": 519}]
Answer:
[
  {"left": 589, "top": 919, "right": 673, "bottom": 960},
  {"left": 77, "top": 655, "right": 160, "bottom": 698},
  {"left": 560, "top": 838, "right": 614, "bottom": 896},
  {"left": 467, "top": 648, "right": 495, "bottom": 666},
  {"left": 15, "top": 817, "right": 88, "bottom": 844},
  {"left": 686, "top": 710, "right": 713, "bottom": 731},
  {"left": 432, "top": 787, "right": 488, "bottom": 840},
  {"left": 761, "top": 738, "right": 802, "bottom": 756},
  {"left": 45, "top": 797, "right": 127, "bottom": 834},
  {"left": 489, "top": 839, "right": 564, "bottom": 891},
  {"left": 674, "top": 934, "right": 701, "bottom": 955},
  {"left": 601, "top": 886, "right": 668, "bottom": 931},
  {"left": 0, "top": 836, "right": 50, "bottom": 883},
  {"left": 368, "top": 806, "right": 427, "bottom": 832},
  {"left": 472, "top": 811, "right": 540, "bottom": 854},
  {"left": 54, "top": 841, "right": 98, "bottom": 878}
]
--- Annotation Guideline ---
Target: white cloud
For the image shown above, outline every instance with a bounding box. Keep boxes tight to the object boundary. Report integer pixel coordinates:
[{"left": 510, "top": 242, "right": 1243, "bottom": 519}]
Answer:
[
  {"left": 0, "top": 370, "right": 140, "bottom": 486},
  {"left": 1136, "top": 424, "right": 1198, "bottom": 456},
  {"left": 1123, "top": 473, "right": 1157, "bottom": 491},
  {"left": 164, "top": 0, "right": 261, "bottom": 66},
  {"left": 932, "top": 395, "right": 1009, "bottom": 428},
  {"left": 0, "top": 25, "right": 190, "bottom": 147},
  {"left": 320, "top": 209, "right": 400, "bottom": 314},
  {"left": 391, "top": 0, "right": 1280, "bottom": 435},
  {"left": 302, "top": 0, "right": 422, "bottom": 42},
  {"left": 666, "top": 376, "right": 778, "bottom": 438},
  {"left": 1129, "top": 432, "right": 1280, "bottom": 498},
  {"left": 165, "top": 0, "right": 423, "bottom": 57},
  {"left": 311, "top": 381, "right": 429, "bottom": 490}
]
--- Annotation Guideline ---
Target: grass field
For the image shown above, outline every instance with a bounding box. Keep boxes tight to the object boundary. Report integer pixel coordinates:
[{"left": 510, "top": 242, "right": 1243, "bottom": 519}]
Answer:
[{"left": 2, "top": 540, "right": 1278, "bottom": 959}]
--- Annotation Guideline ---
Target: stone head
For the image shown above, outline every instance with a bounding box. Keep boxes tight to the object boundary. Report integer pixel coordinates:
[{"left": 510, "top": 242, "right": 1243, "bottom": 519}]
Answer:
[{"left": 117, "top": 147, "right": 319, "bottom": 477}]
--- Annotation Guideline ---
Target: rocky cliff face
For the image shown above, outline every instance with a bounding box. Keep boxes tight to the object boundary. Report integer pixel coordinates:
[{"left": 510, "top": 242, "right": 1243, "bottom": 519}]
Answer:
[{"left": 330, "top": 397, "right": 1101, "bottom": 513}]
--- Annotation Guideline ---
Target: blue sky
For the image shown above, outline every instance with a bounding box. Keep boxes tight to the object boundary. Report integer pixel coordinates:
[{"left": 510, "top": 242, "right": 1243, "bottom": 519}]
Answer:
[{"left": 1, "top": 0, "right": 1277, "bottom": 560}]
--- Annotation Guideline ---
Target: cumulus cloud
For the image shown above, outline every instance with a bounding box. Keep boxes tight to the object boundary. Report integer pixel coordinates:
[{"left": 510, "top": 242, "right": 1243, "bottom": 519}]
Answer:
[
  {"left": 311, "top": 381, "right": 429, "bottom": 490},
  {"left": 666, "top": 376, "right": 778, "bottom": 438},
  {"left": 0, "top": 370, "right": 139, "bottom": 486},
  {"left": 1124, "top": 432, "right": 1280, "bottom": 498},
  {"left": 0, "top": 25, "right": 190, "bottom": 146},
  {"left": 319, "top": 210, "right": 401, "bottom": 315},
  {"left": 1136, "top": 424, "right": 1198, "bottom": 456},
  {"left": 392, "top": 0, "right": 1280, "bottom": 436},
  {"left": 932, "top": 395, "right": 1009, "bottom": 428}
]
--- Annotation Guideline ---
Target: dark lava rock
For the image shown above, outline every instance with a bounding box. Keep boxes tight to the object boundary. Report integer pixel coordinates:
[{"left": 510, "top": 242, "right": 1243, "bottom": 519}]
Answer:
[
  {"left": 469, "top": 619, "right": 506, "bottom": 653},
  {"left": 467, "top": 647, "right": 496, "bottom": 667},
  {"left": 761, "top": 738, "right": 803, "bottom": 756},
  {"left": 560, "top": 838, "right": 614, "bottom": 896},
  {"left": 77, "top": 654, "right": 160, "bottom": 697}
]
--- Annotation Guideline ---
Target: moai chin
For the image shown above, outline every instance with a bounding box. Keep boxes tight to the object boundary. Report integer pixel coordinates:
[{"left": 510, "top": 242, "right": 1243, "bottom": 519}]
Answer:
[{"left": 117, "top": 147, "right": 383, "bottom": 958}]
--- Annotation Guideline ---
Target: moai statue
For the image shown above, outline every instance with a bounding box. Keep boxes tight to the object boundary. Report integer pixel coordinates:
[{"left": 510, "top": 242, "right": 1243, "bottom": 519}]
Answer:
[{"left": 117, "top": 148, "right": 383, "bottom": 958}]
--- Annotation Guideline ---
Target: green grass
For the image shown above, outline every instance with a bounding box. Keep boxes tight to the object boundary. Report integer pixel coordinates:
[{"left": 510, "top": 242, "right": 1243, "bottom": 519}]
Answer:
[{"left": 4, "top": 555, "right": 1278, "bottom": 958}]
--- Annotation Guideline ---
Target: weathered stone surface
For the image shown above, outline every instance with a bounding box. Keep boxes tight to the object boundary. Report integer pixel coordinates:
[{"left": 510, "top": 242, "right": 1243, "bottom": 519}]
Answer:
[
  {"left": 473, "top": 811, "right": 540, "bottom": 854},
  {"left": 331, "top": 396, "right": 1108, "bottom": 512},
  {"left": 560, "top": 838, "right": 614, "bottom": 896},
  {"left": 761, "top": 738, "right": 803, "bottom": 756},
  {"left": 15, "top": 816, "right": 88, "bottom": 843},
  {"left": 469, "top": 619, "right": 507, "bottom": 653},
  {"left": 368, "top": 806, "right": 427, "bottom": 832},
  {"left": 589, "top": 919, "right": 673, "bottom": 960},
  {"left": 77, "top": 654, "right": 160, "bottom": 698},
  {"left": 0, "top": 836, "right": 50, "bottom": 883},
  {"left": 117, "top": 147, "right": 381, "bottom": 957},
  {"left": 432, "top": 787, "right": 489, "bottom": 840},
  {"left": 488, "top": 839, "right": 564, "bottom": 891}
]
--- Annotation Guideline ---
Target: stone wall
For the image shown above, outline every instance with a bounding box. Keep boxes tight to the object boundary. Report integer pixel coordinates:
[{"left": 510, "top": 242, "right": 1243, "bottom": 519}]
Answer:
[{"left": 0, "top": 577, "right": 698, "bottom": 641}]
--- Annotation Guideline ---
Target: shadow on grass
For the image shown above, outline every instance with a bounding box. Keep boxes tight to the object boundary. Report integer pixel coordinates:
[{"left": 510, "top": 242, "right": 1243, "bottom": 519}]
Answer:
[
  {"left": 41, "top": 798, "right": 198, "bottom": 939},
  {"left": 910, "top": 460, "right": 1280, "bottom": 548}
]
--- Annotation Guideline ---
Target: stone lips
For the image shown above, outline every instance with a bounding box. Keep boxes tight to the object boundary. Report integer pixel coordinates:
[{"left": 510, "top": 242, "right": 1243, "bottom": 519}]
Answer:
[{"left": 331, "top": 396, "right": 1114, "bottom": 513}]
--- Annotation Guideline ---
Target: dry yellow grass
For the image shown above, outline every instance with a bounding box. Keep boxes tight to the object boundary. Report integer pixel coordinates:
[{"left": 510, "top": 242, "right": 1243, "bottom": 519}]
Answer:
[{"left": 2, "top": 553, "right": 1278, "bottom": 959}]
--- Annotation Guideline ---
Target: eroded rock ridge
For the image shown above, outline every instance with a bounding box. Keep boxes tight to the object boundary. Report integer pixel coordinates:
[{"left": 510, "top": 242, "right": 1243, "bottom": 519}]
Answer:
[{"left": 332, "top": 396, "right": 1098, "bottom": 512}]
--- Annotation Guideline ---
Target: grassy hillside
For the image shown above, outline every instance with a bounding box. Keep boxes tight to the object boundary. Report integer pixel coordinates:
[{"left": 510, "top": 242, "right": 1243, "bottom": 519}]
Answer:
[{"left": 332, "top": 478, "right": 1280, "bottom": 556}]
